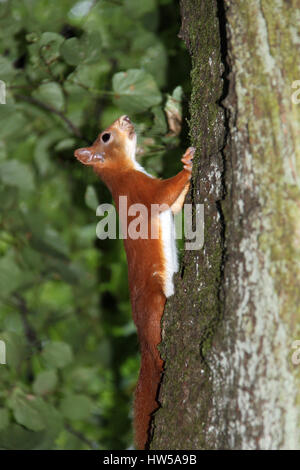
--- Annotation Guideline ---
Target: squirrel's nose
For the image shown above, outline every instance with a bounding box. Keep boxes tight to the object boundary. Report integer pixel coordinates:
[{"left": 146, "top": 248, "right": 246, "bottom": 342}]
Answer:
[{"left": 74, "top": 147, "right": 93, "bottom": 163}]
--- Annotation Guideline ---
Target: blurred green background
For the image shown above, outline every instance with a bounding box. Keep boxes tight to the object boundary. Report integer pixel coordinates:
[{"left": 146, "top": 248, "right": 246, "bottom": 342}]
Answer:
[{"left": 0, "top": 0, "right": 190, "bottom": 449}]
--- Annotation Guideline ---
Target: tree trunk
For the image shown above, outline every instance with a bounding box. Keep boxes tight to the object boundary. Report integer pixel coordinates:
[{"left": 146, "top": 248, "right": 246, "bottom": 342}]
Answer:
[{"left": 151, "top": 0, "right": 300, "bottom": 450}]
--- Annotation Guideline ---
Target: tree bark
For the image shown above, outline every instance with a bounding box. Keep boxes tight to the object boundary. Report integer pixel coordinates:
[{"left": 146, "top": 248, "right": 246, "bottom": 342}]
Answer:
[{"left": 151, "top": 0, "right": 300, "bottom": 450}]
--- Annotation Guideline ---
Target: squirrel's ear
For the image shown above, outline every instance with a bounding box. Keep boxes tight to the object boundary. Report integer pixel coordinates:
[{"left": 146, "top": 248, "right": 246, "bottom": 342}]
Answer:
[{"left": 74, "top": 147, "right": 104, "bottom": 165}]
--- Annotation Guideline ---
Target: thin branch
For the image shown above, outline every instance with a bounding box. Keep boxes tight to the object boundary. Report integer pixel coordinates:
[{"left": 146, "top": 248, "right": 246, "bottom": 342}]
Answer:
[
  {"left": 15, "top": 94, "right": 83, "bottom": 139},
  {"left": 65, "top": 423, "right": 100, "bottom": 449},
  {"left": 68, "top": 79, "right": 115, "bottom": 97},
  {"left": 14, "top": 294, "right": 42, "bottom": 352}
]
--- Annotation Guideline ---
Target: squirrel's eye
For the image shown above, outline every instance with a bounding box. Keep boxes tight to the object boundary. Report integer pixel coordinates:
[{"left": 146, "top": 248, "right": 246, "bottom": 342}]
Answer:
[{"left": 101, "top": 133, "right": 111, "bottom": 143}]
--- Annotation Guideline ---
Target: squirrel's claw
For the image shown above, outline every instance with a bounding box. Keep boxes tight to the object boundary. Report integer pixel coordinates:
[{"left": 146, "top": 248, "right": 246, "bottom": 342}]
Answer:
[{"left": 181, "top": 146, "right": 195, "bottom": 172}]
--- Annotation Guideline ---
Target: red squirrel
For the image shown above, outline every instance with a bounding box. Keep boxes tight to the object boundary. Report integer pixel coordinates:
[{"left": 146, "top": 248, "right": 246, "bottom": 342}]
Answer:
[{"left": 74, "top": 115, "right": 194, "bottom": 449}]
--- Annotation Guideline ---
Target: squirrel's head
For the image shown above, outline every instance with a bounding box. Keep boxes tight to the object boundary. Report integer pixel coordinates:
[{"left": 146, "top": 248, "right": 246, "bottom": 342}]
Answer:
[{"left": 74, "top": 115, "right": 137, "bottom": 170}]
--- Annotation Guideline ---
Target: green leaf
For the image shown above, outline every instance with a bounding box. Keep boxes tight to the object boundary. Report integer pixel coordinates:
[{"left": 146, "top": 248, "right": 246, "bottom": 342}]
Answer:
[
  {"left": 42, "top": 341, "right": 73, "bottom": 369},
  {"left": 60, "top": 33, "right": 103, "bottom": 66},
  {"left": 2, "top": 311, "right": 23, "bottom": 335},
  {"left": 0, "top": 186, "right": 17, "bottom": 210},
  {"left": 33, "top": 401, "right": 63, "bottom": 449},
  {"left": 0, "top": 253, "right": 23, "bottom": 299},
  {"left": 54, "top": 138, "right": 76, "bottom": 151},
  {"left": 60, "top": 394, "right": 93, "bottom": 421},
  {"left": 0, "top": 408, "right": 9, "bottom": 431},
  {"left": 69, "top": 1, "right": 94, "bottom": 18},
  {"left": 85, "top": 185, "right": 99, "bottom": 211},
  {"left": 33, "top": 370, "right": 58, "bottom": 396},
  {"left": 0, "top": 159, "right": 35, "bottom": 191},
  {"left": 60, "top": 37, "right": 83, "bottom": 66},
  {"left": 0, "top": 105, "right": 27, "bottom": 139},
  {"left": 26, "top": 32, "right": 39, "bottom": 43},
  {"left": 39, "top": 32, "right": 64, "bottom": 48},
  {"left": 34, "top": 129, "right": 65, "bottom": 176},
  {"left": 0, "top": 56, "right": 16, "bottom": 81},
  {"left": 0, "top": 424, "right": 45, "bottom": 450},
  {"left": 151, "top": 105, "right": 167, "bottom": 135},
  {"left": 81, "top": 31, "right": 102, "bottom": 64},
  {"left": 0, "top": 332, "right": 27, "bottom": 370},
  {"left": 39, "top": 281, "right": 73, "bottom": 312},
  {"left": 68, "top": 367, "right": 101, "bottom": 392},
  {"left": 8, "top": 389, "right": 63, "bottom": 446},
  {"left": 33, "top": 82, "right": 64, "bottom": 112},
  {"left": 140, "top": 42, "right": 167, "bottom": 87},
  {"left": 112, "top": 69, "right": 162, "bottom": 113},
  {"left": 74, "top": 224, "right": 97, "bottom": 248},
  {"left": 165, "top": 85, "right": 183, "bottom": 112},
  {"left": 43, "top": 227, "right": 70, "bottom": 257},
  {"left": 0, "top": 141, "right": 7, "bottom": 161},
  {"left": 39, "top": 32, "right": 64, "bottom": 63},
  {"left": 124, "top": 0, "right": 156, "bottom": 18},
  {"left": 67, "top": 61, "right": 110, "bottom": 90},
  {"left": 12, "top": 395, "right": 46, "bottom": 432},
  {"left": 45, "top": 258, "right": 82, "bottom": 284}
]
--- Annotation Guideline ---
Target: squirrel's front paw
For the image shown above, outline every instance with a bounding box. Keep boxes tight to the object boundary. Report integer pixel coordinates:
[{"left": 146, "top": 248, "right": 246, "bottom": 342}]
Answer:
[{"left": 181, "top": 146, "right": 195, "bottom": 173}]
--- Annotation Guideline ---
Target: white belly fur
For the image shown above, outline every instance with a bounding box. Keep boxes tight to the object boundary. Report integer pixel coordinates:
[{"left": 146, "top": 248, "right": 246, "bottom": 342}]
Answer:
[{"left": 159, "top": 209, "right": 178, "bottom": 297}]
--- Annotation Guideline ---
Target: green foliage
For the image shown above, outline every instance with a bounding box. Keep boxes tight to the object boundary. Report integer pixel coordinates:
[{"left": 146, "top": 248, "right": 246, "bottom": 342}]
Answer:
[
  {"left": 41, "top": 341, "right": 73, "bottom": 369},
  {"left": 0, "top": 0, "right": 190, "bottom": 449},
  {"left": 33, "top": 370, "right": 58, "bottom": 395},
  {"left": 112, "top": 69, "right": 162, "bottom": 112}
]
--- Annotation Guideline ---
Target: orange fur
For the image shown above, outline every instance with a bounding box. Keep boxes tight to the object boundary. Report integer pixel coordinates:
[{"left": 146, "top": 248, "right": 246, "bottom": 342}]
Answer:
[{"left": 74, "top": 116, "right": 194, "bottom": 449}]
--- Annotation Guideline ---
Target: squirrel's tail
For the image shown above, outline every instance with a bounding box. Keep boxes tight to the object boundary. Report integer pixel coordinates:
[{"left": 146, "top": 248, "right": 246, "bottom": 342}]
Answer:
[
  {"left": 133, "top": 289, "right": 165, "bottom": 449},
  {"left": 134, "top": 345, "right": 163, "bottom": 449}
]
